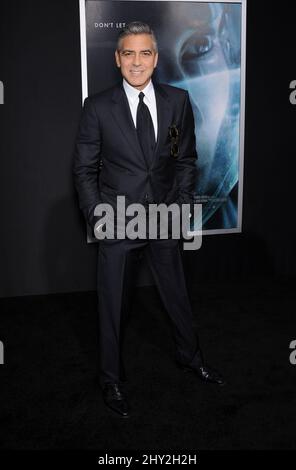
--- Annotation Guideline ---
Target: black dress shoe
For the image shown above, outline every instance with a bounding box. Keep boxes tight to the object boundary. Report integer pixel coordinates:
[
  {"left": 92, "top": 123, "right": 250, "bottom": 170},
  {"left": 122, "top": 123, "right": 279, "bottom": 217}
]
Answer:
[
  {"left": 102, "top": 383, "right": 130, "bottom": 417},
  {"left": 177, "top": 361, "right": 225, "bottom": 386}
]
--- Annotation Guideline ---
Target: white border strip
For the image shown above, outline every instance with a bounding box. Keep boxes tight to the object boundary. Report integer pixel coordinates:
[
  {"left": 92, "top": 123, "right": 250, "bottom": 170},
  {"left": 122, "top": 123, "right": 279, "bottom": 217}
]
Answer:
[
  {"left": 79, "top": 0, "right": 89, "bottom": 104},
  {"left": 237, "top": 0, "right": 247, "bottom": 234}
]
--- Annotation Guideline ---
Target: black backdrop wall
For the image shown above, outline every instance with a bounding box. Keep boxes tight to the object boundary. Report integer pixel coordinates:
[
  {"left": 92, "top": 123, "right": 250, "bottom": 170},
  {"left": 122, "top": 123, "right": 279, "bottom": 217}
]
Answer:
[{"left": 0, "top": 1, "right": 295, "bottom": 298}]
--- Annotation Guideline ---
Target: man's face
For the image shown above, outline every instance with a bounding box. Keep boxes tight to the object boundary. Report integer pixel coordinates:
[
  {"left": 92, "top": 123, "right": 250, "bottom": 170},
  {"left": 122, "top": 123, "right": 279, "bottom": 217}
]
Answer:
[{"left": 115, "top": 34, "right": 158, "bottom": 90}]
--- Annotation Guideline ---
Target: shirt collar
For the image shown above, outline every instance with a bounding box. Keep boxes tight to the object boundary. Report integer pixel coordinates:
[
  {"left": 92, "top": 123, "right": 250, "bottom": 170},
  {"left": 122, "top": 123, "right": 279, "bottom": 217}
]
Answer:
[{"left": 123, "top": 79, "right": 154, "bottom": 104}]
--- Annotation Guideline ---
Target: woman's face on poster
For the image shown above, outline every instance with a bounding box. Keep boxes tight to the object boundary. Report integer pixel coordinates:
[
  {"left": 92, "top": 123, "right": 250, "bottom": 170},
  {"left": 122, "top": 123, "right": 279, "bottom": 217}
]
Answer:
[{"left": 156, "top": 3, "right": 241, "bottom": 212}]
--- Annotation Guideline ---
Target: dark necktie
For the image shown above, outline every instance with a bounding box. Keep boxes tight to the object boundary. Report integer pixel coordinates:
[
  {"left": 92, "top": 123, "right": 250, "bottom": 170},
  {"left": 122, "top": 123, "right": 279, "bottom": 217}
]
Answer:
[{"left": 136, "top": 91, "right": 155, "bottom": 167}]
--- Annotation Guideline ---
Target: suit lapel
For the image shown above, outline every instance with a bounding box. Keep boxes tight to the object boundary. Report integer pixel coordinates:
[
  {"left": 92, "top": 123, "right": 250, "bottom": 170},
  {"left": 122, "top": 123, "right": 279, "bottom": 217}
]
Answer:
[
  {"left": 111, "top": 84, "right": 146, "bottom": 167},
  {"left": 153, "top": 82, "right": 172, "bottom": 166}
]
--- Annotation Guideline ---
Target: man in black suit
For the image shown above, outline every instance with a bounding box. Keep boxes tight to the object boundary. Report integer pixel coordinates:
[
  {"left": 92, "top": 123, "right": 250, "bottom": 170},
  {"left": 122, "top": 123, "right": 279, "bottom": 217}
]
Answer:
[{"left": 73, "top": 22, "right": 224, "bottom": 418}]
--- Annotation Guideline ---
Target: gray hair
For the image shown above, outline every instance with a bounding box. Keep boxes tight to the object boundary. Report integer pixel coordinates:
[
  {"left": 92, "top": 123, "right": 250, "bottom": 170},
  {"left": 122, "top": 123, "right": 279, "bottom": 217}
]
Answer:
[{"left": 117, "top": 21, "right": 158, "bottom": 52}]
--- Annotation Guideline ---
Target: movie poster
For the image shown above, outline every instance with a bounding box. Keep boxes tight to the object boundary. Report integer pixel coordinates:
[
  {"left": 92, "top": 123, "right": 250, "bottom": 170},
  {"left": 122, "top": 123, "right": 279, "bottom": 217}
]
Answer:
[{"left": 79, "top": 0, "right": 246, "bottom": 234}]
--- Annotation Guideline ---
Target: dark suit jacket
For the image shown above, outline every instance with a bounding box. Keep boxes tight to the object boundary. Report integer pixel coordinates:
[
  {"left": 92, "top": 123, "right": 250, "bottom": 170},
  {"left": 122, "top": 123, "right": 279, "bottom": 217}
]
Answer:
[{"left": 73, "top": 81, "right": 198, "bottom": 231}]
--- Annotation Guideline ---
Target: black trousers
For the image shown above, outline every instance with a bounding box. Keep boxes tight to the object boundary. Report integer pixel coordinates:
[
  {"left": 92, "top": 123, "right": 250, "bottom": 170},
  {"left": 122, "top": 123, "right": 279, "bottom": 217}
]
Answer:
[{"left": 96, "top": 237, "right": 202, "bottom": 387}]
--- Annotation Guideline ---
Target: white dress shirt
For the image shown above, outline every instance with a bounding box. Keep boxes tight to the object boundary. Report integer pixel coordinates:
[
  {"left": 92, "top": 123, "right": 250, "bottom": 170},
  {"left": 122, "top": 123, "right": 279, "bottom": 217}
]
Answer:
[{"left": 122, "top": 78, "right": 158, "bottom": 141}]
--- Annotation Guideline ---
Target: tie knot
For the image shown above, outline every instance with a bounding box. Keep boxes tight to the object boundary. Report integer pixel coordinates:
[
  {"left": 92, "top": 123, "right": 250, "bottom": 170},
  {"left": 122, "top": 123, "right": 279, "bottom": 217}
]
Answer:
[{"left": 138, "top": 91, "right": 145, "bottom": 102}]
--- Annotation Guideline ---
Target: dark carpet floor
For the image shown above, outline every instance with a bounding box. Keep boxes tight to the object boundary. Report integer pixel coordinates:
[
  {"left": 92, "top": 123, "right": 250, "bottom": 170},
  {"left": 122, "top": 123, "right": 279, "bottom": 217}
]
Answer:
[{"left": 0, "top": 277, "right": 295, "bottom": 450}]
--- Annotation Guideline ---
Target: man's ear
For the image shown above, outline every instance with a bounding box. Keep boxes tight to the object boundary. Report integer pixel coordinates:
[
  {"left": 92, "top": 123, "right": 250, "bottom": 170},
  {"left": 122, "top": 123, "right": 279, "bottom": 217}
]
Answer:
[
  {"left": 154, "top": 52, "right": 159, "bottom": 69},
  {"left": 115, "top": 50, "right": 121, "bottom": 68}
]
